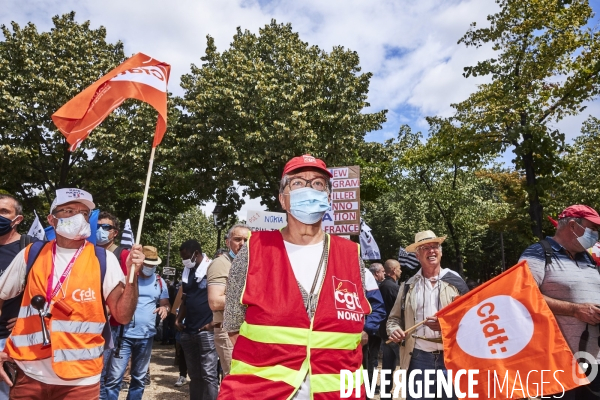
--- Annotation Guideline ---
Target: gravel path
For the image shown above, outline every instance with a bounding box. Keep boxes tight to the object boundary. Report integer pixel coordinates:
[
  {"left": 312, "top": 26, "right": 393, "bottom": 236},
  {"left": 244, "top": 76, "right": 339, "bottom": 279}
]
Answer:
[
  {"left": 120, "top": 342, "right": 189, "bottom": 400},
  {"left": 125, "top": 342, "right": 383, "bottom": 399}
]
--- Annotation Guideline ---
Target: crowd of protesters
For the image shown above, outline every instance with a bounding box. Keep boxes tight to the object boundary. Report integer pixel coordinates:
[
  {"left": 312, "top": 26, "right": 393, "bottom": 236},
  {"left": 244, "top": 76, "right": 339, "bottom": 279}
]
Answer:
[{"left": 0, "top": 154, "right": 599, "bottom": 400}]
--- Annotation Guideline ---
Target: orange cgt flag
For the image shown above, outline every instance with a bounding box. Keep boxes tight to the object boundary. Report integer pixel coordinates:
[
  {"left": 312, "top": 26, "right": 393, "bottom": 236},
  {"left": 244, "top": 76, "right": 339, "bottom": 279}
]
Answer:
[
  {"left": 52, "top": 53, "right": 170, "bottom": 151},
  {"left": 437, "top": 260, "right": 586, "bottom": 399}
]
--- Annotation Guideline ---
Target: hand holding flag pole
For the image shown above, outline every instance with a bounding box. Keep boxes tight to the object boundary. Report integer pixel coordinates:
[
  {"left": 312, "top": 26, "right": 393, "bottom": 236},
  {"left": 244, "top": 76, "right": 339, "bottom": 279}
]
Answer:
[
  {"left": 386, "top": 319, "right": 428, "bottom": 344},
  {"left": 51, "top": 52, "right": 171, "bottom": 284}
]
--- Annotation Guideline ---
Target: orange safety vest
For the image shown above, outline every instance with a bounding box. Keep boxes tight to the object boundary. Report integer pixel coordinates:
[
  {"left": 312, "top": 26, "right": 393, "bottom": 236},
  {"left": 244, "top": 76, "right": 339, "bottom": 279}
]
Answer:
[
  {"left": 5, "top": 241, "right": 106, "bottom": 379},
  {"left": 219, "top": 231, "right": 371, "bottom": 400}
]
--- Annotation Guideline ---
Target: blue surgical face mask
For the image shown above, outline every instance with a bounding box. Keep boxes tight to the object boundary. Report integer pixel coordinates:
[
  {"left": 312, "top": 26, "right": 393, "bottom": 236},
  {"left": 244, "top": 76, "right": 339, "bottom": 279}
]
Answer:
[
  {"left": 142, "top": 265, "right": 157, "bottom": 276},
  {"left": 574, "top": 222, "right": 599, "bottom": 250},
  {"left": 96, "top": 228, "right": 111, "bottom": 245},
  {"left": 229, "top": 249, "right": 236, "bottom": 259},
  {"left": 288, "top": 187, "right": 330, "bottom": 225},
  {"left": 0, "top": 215, "right": 16, "bottom": 237}
]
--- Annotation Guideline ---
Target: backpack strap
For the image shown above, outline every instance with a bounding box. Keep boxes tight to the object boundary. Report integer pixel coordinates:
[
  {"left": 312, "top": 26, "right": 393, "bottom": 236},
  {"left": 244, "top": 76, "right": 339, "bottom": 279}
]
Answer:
[
  {"left": 25, "top": 241, "right": 50, "bottom": 275},
  {"left": 156, "top": 274, "right": 163, "bottom": 292},
  {"left": 19, "top": 235, "right": 33, "bottom": 251},
  {"left": 538, "top": 239, "right": 553, "bottom": 268},
  {"left": 94, "top": 246, "right": 107, "bottom": 291}
]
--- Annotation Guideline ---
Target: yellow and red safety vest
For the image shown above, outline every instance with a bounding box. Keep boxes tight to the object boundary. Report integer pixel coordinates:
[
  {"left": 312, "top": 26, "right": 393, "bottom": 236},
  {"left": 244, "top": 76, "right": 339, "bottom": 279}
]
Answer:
[
  {"left": 5, "top": 241, "right": 106, "bottom": 379},
  {"left": 219, "top": 231, "right": 371, "bottom": 399}
]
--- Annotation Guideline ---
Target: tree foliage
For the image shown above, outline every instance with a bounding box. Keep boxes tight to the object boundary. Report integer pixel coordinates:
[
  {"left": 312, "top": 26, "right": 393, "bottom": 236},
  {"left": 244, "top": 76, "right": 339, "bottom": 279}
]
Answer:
[
  {"left": 0, "top": 12, "right": 199, "bottom": 235},
  {"left": 364, "top": 126, "right": 512, "bottom": 278},
  {"left": 179, "top": 20, "right": 388, "bottom": 212},
  {"left": 428, "top": 0, "right": 600, "bottom": 238}
]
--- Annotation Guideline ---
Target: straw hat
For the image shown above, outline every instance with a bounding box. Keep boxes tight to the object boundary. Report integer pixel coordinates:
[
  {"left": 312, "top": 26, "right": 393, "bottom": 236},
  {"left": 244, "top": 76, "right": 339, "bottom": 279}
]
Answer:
[
  {"left": 142, "top": 246, "right": 162, "bottom": 265},
  {"left": 405, "top": 230, "right": 446, "bottom": 253}
]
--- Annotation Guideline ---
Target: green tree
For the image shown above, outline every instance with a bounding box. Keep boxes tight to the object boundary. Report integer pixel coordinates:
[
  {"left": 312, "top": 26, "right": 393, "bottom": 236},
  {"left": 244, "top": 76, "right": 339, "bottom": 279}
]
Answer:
[
  {"left": 429, "top": 0, "right": 600, "bottom": 238},
  {"left": 149, "top": 206, "right": 218, "bottom": 279},
  {"left": 0, "top": 12, "right": 199, "bottom": 235},
  {"left": 364, "top": 126, "right": 510, "bottom": 277},
  {"left": 553, "top": 116, "right": 600, "bottom": 211},
  {"left": 179, "top": 20, "right": 387, "bottom": 212}
]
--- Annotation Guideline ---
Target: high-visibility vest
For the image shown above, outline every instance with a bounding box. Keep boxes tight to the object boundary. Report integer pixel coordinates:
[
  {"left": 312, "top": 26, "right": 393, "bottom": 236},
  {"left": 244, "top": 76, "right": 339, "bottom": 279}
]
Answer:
[
  {"left": 219, "top": 231, "right": 371, "bottom": 400},
  {"left": 5, "top": 241, "right": 106, "bottom": 379}
]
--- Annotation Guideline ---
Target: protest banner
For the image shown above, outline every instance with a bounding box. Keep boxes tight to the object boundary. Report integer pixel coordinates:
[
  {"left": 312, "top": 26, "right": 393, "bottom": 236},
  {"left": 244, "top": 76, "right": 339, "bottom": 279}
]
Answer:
[
  {"left": 322, "top": 166, "right": 360, "bottom": 235},
  {"left": 246, "top": 210, "right": 287, "bottom": 231},
  {"left": 437, "top": 260, "right": 586, "bottom": 399},
  {"left": 162, "top": 267, "right": 176, "bottom": 276}
]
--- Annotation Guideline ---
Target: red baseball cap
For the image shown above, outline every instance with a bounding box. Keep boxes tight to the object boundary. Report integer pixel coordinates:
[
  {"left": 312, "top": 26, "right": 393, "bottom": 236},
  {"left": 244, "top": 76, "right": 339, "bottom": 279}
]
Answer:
[
  {"left": 282, "top": 155, "right": 333, "bottom": 178},
  {"left": 558, "top": 205, "right": 600, "bottom": 225}
]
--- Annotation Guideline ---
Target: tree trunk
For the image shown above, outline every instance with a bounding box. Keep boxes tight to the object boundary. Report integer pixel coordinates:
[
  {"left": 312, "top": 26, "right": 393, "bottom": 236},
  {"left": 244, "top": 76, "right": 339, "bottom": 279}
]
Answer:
[
  {"left": 58, "top": 144, "right": 71, "bottom": 189},
  {"left": 522, "top": 150, "right": 544, "bottom": 239},
  {"left": 445, "top": 218, "right": 464, "bottom": 276}
]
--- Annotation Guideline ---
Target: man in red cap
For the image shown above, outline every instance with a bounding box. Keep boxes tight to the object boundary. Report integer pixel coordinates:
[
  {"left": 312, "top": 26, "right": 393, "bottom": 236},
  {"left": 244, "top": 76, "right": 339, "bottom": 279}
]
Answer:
[
  {"left": 520, "top": 204, "right": 600, "bottom": 399},
  {"left": 218, "top": 154, "right": 385, "bottom": 399}
]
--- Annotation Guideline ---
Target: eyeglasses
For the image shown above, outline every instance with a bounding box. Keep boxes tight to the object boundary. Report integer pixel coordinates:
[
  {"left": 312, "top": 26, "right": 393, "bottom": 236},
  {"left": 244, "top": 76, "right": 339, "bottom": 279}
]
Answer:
[
  {"left": 53, "top": 208, "right": 90, "bottom": 219},
  {"left": 418, "top": 244, "right": 441, "bottom": 252},
  {"left": 98, "top": 224, "right": 116, "bottom": 231},
  {"left": 287, "top": 177, "right": 329, "bottom": 192}
]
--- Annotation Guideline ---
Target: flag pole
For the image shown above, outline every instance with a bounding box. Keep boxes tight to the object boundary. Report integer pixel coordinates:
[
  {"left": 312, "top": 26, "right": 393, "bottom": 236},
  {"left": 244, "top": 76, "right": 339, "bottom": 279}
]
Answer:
[{"left": 129, "top": 146, "right": 156, "bottom": 283}]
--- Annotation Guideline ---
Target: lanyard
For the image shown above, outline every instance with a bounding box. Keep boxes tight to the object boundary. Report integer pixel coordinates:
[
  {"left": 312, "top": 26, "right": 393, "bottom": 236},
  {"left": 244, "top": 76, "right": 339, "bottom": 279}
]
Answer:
[{"left": 46, "top": 242, "right": 85, "bottom": 304}]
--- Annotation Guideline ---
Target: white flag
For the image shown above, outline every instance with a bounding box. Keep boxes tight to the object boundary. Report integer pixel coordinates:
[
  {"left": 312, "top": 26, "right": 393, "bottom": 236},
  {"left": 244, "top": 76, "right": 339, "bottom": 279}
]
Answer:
[
  {"left": 120, "top": 219, "right": 133, "bottom": 248},
  {"left": 359, "top": 219, "right": 381, "bottom": 260},
  {"left": 27, "top": 210, "right": 45, "bottom": 241}
]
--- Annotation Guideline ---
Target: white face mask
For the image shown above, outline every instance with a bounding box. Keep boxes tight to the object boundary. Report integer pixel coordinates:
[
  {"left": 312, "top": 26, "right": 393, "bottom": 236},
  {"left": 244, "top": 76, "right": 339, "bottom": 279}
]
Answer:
[
  {"left": 54, "top": 214, "right": 91, "bottom": 240},
  {"left": 182, "top": 253, "right": 197, "bottom": 269},
  {"left": 574, "top": 222, "right": 599, "bottom": 250}
]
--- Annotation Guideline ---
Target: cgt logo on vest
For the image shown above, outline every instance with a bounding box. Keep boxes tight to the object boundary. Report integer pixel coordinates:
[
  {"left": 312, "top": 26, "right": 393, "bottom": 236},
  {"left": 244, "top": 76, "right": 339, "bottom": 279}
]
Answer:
[
  {"left": 72, "top": 288, "right": 96, "bottom": 302},
  {"left": 333, "top": 277, "right": 364, "bottom": 322},
  {"left": 456, "top": 295, "right": 534, "bottom": 359}
]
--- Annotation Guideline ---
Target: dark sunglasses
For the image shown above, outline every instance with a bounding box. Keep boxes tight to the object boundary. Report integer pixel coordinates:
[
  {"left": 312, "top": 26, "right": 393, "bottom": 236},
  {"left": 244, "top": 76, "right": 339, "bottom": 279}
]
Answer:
[{"left": 98, "top": 224, "right": 116, "bottom": 231}]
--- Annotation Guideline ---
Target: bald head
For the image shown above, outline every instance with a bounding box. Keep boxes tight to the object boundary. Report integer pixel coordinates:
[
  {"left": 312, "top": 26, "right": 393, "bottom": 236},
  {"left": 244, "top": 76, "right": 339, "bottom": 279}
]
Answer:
[{"left": 383, "top": 259, "right": 401, "bottom": 280}]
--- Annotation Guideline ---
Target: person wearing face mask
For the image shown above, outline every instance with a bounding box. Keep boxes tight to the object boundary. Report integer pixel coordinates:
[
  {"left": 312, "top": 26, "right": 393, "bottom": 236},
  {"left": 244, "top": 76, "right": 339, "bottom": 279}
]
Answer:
[
  {"left": 207, "top": 224, "right": 250, "bottom": 377},
  {"left": 0, "top": 194, "right": 35, "bottom": 400},
  {"left": 176, "top": 239, "right": 218, "bottom": 400},
  {"left": 219, "top": 155, "right": 379, "bottom": 399},
  {"left": 0, "top": 188, "right": 145, "bottom": 400},
  {"left": 96, "top": 211, "right": 132, "bottom": 399},
  {"left": 520, "top": 205, "right": 600, "bottom": 400},
  {"left": 104, "top": 246, "right": 169, "bottom": 400}
]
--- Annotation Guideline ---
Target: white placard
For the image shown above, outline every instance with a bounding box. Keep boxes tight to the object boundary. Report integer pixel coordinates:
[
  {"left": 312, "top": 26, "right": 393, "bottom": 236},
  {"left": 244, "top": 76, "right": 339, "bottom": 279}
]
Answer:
[{"left": 247, "top": 210, "right": 287, "bottom": 231}]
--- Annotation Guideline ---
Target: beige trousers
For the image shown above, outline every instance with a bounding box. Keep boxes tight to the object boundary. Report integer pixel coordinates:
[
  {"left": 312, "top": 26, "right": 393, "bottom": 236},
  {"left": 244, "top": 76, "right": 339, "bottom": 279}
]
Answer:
[{"left": 213, "top": 326, "right": 234, "bottom": 376}]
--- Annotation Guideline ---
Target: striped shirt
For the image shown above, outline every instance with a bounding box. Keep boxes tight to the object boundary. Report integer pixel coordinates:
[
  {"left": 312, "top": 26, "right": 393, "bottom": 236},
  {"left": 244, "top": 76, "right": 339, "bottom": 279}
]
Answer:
[{"left": 519, "top": 237, "right": 600, "bottom": 360}]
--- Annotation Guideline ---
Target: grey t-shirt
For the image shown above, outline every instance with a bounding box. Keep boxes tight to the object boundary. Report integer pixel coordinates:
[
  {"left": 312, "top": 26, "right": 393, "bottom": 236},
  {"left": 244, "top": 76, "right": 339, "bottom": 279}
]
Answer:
[{"left": 520, "top": 237, "right": 600, "bottom": 361}]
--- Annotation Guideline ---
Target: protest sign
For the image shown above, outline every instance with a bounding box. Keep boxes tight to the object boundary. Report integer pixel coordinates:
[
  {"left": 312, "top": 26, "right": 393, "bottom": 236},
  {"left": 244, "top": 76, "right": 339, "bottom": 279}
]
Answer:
[
  {"left": 246, "top": 210, "right": 287, "bottom": 231},
  {"left": 322, "top": 166, "right": 360, "bottom": 235}
]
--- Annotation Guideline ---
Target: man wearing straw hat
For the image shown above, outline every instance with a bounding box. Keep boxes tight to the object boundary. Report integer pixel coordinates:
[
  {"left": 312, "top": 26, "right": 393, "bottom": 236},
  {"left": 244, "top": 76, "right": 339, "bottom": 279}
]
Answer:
[
  {"left": 387, "top": 230, "right": 468, "bottom": 399},
  {"left": 104, "top": 245, "right": 170, "bottom": 400}
]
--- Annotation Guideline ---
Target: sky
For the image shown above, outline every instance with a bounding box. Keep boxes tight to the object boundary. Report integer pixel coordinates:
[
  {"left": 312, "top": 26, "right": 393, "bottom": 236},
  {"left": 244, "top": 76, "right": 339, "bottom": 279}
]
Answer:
[{"left": 4, "top": 0, "right": 600, "bottom": 218}]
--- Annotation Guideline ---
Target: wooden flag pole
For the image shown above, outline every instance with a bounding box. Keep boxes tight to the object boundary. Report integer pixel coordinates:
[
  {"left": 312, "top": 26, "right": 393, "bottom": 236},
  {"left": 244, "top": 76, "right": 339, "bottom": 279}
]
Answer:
[
  {"left": 385, "top": 319, "right": 428, "bottom": 344},
  {"left": 129, "top": 146, "right": 156, "bottom": 284}
]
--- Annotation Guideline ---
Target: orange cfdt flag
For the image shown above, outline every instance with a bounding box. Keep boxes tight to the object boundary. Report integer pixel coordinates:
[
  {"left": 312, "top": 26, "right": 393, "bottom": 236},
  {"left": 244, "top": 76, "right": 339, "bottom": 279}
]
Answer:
[
  {"left": 51, "top": 53, "right": 170, "bottom": 151},
  {"left": 437, "top": 260, "right": 586, "bottom": 399}
]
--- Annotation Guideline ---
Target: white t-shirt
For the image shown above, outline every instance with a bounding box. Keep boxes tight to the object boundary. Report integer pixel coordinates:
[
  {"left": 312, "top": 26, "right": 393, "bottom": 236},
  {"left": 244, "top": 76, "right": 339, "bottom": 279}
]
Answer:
[
  {"left": 283, "top": 240, "right": 324, "bottom": 400},
  {"left": 283, "top": 240, "right": 324, "bottom": 293},
  {"left": 0, "top": 245, "right": 125, "bottom": 385}
]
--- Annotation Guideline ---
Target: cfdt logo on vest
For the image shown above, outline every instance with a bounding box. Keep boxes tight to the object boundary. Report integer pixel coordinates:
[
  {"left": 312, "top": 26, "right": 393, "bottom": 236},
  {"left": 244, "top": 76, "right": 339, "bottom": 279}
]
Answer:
[
  {"left": 333, "top": 277, "right": 363, "bottom": 322},
  {"left": 72, "top": 288, "right": 97, "bottom": 302}
]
